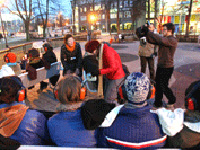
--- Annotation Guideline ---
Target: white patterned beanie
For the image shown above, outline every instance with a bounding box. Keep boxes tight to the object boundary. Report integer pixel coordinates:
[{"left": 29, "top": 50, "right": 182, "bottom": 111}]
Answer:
[{"left": 124, "top": 72, "right": 150, "bottom": 107}]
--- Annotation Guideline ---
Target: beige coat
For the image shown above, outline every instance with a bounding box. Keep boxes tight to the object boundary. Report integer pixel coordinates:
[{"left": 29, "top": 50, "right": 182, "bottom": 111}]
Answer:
[{"left": 138, "top": 39, "right": 156, "bottom": 57}]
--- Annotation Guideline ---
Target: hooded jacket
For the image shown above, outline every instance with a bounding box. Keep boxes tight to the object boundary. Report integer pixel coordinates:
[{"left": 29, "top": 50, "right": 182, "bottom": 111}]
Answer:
[
  {"left": 99, "top": 44, "right": 125, "bottom": 80},
  {"left": 96, "top": 105, "right": 166, "bottom": 150},
  {"left": 0, "top": 102, "right": 49, "bottom": 145}
]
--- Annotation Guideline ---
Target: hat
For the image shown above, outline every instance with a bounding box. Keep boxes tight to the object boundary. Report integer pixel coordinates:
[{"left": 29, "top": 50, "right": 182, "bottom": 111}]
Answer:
[
  {"left": 85, "top": 41, "right": 99, "bottom": 53},
  {"left": 0, "top": 64, "right": 15, "bottom": 78},
  {"left": 43, "top": 42, "right": 53, "bottom": 51},
  {"left": 3, "top": 53, "right": 17, "bottom": 63},
  {"left": 80, "top": 99, "right": 115, "bottom": 130},
  {"left": 124, "top": 72, "right": 150, "bottom": 107}
]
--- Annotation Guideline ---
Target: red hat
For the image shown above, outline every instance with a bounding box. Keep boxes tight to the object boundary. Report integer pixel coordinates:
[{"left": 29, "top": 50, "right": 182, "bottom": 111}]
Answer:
[
  {"left": 85, "top": 41, "right": 99, "bottom": 53},
  {"left": 3, "top": 53, "right": 17, "bottom": 63}
]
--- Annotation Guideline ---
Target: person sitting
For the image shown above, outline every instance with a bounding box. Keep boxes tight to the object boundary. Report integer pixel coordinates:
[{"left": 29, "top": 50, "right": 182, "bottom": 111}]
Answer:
[
  {"left": 0, "top": 76, "right": 50, "bottom": 145},
  {"left": 154, "top": 80, "right": 200, "bottom": 149},
  {"left": 0, "top": 52, "right": 21, "bottom": 78},
  {"left": 42, "top": 42, "right": 60, "bottom": 86},
  {"left": 47, "top": 75, "right": 115, "bottom": 147},
  {"left": 26, "top": 48, "right": 48, "bottom": 91},
  {"left": 96, "top": 72, "right": 166, "bottom": 149}
]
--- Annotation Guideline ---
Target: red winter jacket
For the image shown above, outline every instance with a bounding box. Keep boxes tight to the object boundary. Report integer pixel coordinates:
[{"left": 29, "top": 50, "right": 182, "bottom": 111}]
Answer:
[{"left": 99, "top": 44, "right": 125, "bottom": 80}]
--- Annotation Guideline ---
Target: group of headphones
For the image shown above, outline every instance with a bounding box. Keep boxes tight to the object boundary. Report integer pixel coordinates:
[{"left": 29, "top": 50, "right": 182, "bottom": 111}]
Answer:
[
  {"left": 0, "top": 77, "right": 26, "bottom": 102},
  {"left": 53, "top": 76, "right": 86, "bottom": 101}
]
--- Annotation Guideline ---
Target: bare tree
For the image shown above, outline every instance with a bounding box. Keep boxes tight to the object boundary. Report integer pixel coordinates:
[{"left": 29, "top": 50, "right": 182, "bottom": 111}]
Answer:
[
  {"left": 7, "top": 0, "right": 34, "bottom": 41},
  {"left": 116, "top": 0, "right": 120, "bottom": 34}
]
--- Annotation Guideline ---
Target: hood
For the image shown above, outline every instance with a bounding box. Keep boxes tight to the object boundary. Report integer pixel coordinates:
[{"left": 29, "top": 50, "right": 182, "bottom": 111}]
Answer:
[{"left": 0, "top": 103, "right": 28, "bottom": 137}]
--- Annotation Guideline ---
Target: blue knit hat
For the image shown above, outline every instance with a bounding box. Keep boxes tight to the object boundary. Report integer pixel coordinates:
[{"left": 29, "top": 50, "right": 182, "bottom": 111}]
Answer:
[{"left": 124, "top": 72, "right": 150, "bottom": 107}]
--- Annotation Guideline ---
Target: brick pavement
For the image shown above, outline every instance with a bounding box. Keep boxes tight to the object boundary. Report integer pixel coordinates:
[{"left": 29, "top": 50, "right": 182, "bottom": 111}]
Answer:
[{"left": 25, "top": 39, "right": 200, "bottom": 111}]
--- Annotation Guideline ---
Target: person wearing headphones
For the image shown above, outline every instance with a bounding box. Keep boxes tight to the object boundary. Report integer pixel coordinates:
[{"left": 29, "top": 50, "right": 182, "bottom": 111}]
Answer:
[
  {"left": 48, "top": 75, "right": 115, "bottom": 147},
  {"left": 153, "top": 80, "right": 200, "bottom": 149},
  {"left": 42, "top": 42, "right": 60, "bottom": 86},
  {"left": 0, "top": 52, "right": 21, "bottom": 78},
  {"left": 0, "top": 77, "right": 50, "bottom": 145},
  {"left": 96, "top": 72, "right": 166, "bottom": 149}
]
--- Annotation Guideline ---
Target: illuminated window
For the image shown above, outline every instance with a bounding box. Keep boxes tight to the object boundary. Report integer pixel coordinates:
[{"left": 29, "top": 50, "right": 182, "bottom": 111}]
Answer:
[
  {"left": 90, "top": 7, "right": 93, "bottom": 11},
  {"left": 124, "top": 11, "right": 131, "bottom": 18},
  {"left": 84, "top": 7, "right": 87, "bottom": 12}
]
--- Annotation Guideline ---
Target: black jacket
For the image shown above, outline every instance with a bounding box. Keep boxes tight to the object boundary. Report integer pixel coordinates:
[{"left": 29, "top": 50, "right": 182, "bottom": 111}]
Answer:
[{"left": 60, "top": 42, "right": 82, "bottom": 70}]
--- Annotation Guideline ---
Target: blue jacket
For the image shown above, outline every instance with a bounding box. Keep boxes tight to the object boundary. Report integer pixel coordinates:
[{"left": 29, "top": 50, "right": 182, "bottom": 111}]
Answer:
[
  {"left": 47, "top": 108, "right": 96, "bottom": 147},
  {"left": 0, "top": 102, "right": 49, "bottom": 145},
  {"left": 96, "top": 105, "right": 166, "bottom": 150}
]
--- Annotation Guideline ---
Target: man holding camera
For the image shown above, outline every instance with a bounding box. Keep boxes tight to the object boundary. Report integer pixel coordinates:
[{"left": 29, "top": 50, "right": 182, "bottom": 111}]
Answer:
[
  {"left": 138, "top": 24, "right": 157, "bottom": 82},
  {"left": 141, "top": 23, "right": 177, "bottom": 109}
]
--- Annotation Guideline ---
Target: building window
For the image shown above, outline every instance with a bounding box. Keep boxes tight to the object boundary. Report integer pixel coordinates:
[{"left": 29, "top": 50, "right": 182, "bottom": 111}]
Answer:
[
  {"left": 102, "top": 14, "right": 105, "bottom": 19},
  {"left": 80, "top": 16, "right": 87, "bottom": 21},
  {"left": 119, "top": 12, "right": 123, "bottom": 18},
  {"left": 124, "top": 11, "right": 131, "bottom": 18},
  {"left": 80, "top": 8, "right": 82, "bottom": 12},
  {"left": 98, "top": 14, "right": 101, "bottom": 20},
  {"left": 84, "top": 7, "right": 87, "bottom": 12},
  {"left": 111, "top": 14, "right": 117, "bottom": 18},
  {"left": 90, "top": 7, "right": 93, "bottom": 11},
  {"left": 95, "top": 3, "right": 101, "bottom": 10},
  {"left": 130, "top": 0, "right": 133, "bottom": 7},
  {"left": 120, "top": 0, "right": 123, "bottom": 8},
  {"left": 114, "top": 2, "right": 117, "bottom": 8},
  {"left": 124, "top": 1, "right": 128, "bottom": 7},
  {"left": 102, "top": 4, "right": 105, "bottom": 9}
]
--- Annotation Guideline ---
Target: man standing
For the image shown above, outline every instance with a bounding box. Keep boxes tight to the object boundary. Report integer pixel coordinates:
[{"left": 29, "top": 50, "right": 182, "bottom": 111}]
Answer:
[
  {"left": 138, "top": 24, "right": 157, "bottom": 82},
  {"left": 144, "top": 23, "right": 177, "bottom": 108}
]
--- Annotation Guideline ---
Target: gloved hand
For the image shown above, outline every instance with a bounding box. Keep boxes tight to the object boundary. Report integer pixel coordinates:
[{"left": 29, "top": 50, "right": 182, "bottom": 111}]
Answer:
[
  {"left": 141, "top": 25, "right": 149, "bottom": 36},
  {"left": 75, "top": 68, "right": 80, "bottom": 76}
]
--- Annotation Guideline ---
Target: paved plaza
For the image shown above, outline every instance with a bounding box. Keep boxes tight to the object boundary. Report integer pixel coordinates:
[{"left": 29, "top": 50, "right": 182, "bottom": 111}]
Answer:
[{"left": 26, "top": 37, "right": 200, "bottom": 112}]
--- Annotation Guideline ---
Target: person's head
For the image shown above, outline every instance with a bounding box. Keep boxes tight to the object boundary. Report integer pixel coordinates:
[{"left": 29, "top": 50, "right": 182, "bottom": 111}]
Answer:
[
  {"left": 27, "top": 48, "right": 41, "bottom": 64},
  {"left": 85, "top": 41, "right": 100, "bottom": 54},
  {"left": 3, "top": 53, "right": 17, "bottom": 64},
  {"left": 163, "top": 23, "right": 175, "bottom": 37},
  {"left": 64, "top": 34, "right": 73, "bottom": 47},
  {"left": 80, "top": 99, "right": 115, "bottom": 130},
  {"left": 57, "top": 76, "right": 82, "bottom": 105},
  {"left": 185, "top": 80, "right": 200, "bottom": 112},
  {"left": 43, "top": 42, "right": 53, "bottom": 52},
  {"left": 124, "top": 72, "right": 150, "bottom": 107},
  {"left": 0, "top": 77, "right": 22, "bottom": 104},
  {"left": 148, "top": 24, "right": 155, "bottom": 32}
]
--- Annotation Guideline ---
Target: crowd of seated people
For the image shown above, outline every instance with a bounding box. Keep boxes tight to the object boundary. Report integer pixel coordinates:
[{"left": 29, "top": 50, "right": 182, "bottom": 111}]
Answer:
[{"left": 0, "top": 37, "right": 200, "bottom": 150}]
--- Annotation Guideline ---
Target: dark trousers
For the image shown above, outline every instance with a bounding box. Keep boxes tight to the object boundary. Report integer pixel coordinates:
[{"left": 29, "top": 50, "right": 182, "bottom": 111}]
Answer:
[
  {"left": 140, "top": 56, "right": 155, "bottom": 81},
  {"left": 154, "top": 67, "right": 176, "bottom": 107},
  {"left": 104, "top": 77, "right": 124, "bottom": 105},
  {"left": 63, "top": 63, "right": 82, "bottom": 78}
]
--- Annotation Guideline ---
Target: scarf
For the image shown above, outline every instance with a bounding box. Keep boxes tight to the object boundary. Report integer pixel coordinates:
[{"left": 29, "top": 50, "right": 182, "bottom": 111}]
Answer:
[
  {"left": 66, "top": 42, "right": 76, "bottom": 52},
  {"left": 0, "top": 104, "right": 29, "bottom": 137}
]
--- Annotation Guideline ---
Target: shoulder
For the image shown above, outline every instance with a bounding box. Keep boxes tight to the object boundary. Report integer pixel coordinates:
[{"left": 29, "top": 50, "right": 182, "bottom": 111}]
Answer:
[
  {"left": 61, "top": 44, "right": 66, "bottom": 49},
  {"left": 25, "top": 109, "right": 46, "bottom": 121}
]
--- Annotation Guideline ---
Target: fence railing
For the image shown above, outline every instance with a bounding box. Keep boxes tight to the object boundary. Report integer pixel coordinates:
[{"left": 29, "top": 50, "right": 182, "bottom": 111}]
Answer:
[{"left": 0, "top": 35, "right": 88, "bottom": 67}]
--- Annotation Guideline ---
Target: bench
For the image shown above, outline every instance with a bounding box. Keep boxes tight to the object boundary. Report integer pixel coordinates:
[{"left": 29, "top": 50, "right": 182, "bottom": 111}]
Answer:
[{"left": 18, "top": 62, "right": 62, "bottom": 88}]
